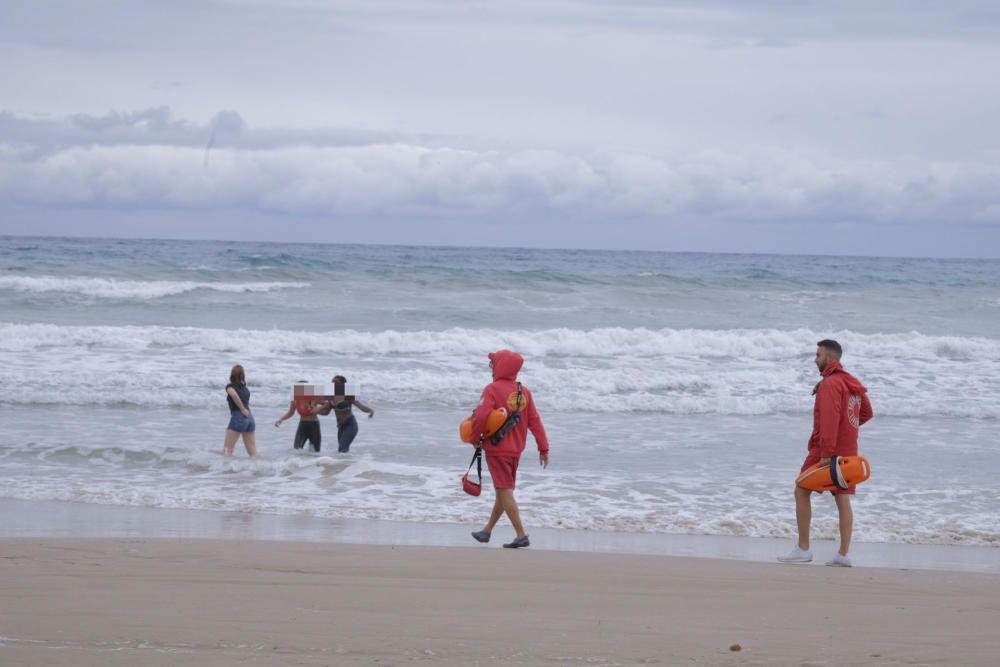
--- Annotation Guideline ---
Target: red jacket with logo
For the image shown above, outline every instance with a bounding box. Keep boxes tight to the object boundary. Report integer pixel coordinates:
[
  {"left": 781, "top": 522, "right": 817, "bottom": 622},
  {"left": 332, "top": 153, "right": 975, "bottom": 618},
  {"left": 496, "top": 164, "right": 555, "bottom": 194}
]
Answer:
[
  {"left": 809, "top": 360, "right": 874, "bottom": 459},
  {"left": 470, "top": 349, "right": 550, "bottom": 458}
]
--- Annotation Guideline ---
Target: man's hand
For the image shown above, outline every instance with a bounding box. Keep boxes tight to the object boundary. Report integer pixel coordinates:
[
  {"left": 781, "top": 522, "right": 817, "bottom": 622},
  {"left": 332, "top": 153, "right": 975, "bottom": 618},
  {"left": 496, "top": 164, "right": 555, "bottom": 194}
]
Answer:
[{"left": 540, "top": 451, "right": 549, "bottom": 469}]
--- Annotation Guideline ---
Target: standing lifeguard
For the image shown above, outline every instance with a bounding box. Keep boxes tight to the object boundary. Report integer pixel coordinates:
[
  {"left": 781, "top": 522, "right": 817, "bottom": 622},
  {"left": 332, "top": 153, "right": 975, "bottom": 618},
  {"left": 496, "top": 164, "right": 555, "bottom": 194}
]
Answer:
[{"left": 779, "top": 339, "right": 873, "bottom": 567}]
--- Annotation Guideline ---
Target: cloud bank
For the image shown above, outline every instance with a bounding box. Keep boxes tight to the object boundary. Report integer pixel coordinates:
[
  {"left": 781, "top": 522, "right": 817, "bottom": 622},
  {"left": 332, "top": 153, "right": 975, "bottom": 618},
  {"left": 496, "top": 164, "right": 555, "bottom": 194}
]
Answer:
[{"left": 1, "top": 108, "right": 998, "bottom": 229}]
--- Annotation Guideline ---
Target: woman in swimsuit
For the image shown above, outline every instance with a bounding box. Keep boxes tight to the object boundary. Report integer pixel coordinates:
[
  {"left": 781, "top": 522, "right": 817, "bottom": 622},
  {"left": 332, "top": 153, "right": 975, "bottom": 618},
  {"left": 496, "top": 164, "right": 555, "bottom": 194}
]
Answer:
[{"left": 317, "top": 375, "right": 374, "bottom": 452}]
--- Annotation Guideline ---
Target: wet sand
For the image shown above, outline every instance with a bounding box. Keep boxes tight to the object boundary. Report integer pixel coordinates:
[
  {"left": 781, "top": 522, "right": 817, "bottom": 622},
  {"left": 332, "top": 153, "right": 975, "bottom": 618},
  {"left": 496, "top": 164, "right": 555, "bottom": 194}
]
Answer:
[
  {"left": 3, "top": 498, "right": 997, "bottom": 573},
  {"left": 2, "top": 538, "right": 998, "bottom": 666}
]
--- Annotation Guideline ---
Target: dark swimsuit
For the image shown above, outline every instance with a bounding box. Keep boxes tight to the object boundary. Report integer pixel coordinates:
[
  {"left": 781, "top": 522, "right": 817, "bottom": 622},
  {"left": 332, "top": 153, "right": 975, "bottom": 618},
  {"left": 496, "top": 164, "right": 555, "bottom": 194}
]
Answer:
[{"left": 331, "top": 399, "right": 359, "bottom": 452}]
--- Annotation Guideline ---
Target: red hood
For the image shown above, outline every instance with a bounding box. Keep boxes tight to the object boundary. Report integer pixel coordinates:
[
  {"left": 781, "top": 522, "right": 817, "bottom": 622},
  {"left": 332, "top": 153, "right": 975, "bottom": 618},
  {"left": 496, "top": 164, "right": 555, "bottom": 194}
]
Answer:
[
  {"left": 489, "top": 349, "right": 523, "bottom": 382},
  {"left": 822, "top": 360, "right": 867, "bottom": 394}
]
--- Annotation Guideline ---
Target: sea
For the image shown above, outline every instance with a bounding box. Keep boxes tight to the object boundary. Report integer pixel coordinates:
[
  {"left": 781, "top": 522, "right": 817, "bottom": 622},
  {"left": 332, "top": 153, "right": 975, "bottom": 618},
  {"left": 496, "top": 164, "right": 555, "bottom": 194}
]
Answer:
[{"left": 1, "top": 236, "right": 998, "bottom": 549}]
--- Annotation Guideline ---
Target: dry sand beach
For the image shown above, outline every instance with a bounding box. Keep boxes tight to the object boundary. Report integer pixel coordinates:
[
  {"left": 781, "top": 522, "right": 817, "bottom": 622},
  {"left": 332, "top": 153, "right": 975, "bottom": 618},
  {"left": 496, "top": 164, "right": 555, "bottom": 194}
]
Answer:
[{"left": 2, "top": 538, "right": 999, "bottom": 667}]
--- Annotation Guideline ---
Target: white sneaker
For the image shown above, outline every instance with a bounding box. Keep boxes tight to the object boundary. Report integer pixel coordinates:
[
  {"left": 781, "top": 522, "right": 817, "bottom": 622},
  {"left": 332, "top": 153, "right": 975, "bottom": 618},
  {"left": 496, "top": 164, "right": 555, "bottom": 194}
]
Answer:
[
  {"left": 777, "top": 546, "right": 813, "bottom": 563},
  {"left": 825, "top": 553, "right": 852, "bottom": 567}
]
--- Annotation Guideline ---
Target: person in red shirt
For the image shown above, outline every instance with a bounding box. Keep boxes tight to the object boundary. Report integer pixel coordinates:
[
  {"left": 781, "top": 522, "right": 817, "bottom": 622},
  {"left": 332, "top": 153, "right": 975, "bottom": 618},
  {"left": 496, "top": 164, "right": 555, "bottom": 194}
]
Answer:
[
  {"left": 779, "top": 339, "right": 873, "bottom": 567},
  {"left": 274, "top": 380, "right": 324, "bottom": 452},
  {"left": 468, "top": 350, "right": 550, "bottom": 548}
]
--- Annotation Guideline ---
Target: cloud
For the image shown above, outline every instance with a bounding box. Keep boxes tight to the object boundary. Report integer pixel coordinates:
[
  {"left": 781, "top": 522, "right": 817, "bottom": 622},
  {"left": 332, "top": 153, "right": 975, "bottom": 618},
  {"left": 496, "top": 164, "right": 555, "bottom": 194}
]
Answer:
[
  {"left": 210, "top": 0, "right": 1000, "bottom": 43},
  {"left": 1, "top": 108, "right": 999, "bottom": 227},
  {"left": 6, "top": 1, "right": 1000, "bottom": 63},
  {"left": 0, "top": 107, "right": 422, "bottom": 154}
]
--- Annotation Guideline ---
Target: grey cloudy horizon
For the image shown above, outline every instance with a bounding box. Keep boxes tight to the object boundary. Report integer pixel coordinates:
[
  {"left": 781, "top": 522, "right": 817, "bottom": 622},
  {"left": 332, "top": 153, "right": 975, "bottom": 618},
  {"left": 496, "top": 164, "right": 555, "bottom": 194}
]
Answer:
[{"left": 2, "top": 0, "right": 999, "bottom": 257}]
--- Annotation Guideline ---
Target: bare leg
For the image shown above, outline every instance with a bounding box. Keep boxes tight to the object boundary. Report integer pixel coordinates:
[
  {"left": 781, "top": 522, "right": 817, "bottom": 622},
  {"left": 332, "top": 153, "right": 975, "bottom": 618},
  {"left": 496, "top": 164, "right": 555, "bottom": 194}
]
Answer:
[
  {"left": 223, "top": 429, "right": 240, "bottom": 456},
  {"left": 484, "top": 493, "right": 504, "bottom": 533},
  {"left": 241, "top": 432, "right": 257, "bottom": 458},
  {"left": 834, "top": 494, "right": 853, "bottom": 556},
  {"left": 794, "top": 485, "right": 812, "bottom": 550},
  {"left": 497, "top": 489, "right": 526, "bottom": 538}
]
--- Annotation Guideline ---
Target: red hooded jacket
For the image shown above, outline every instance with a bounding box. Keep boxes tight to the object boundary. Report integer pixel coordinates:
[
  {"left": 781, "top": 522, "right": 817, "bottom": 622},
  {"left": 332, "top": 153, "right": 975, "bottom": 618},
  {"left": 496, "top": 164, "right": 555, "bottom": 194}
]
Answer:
[
  {"left": 808, "top": 360, "right": 874, "bottom": 459},
  {"left": 470, "top": 350, "right": 550, "bottom": 458}
]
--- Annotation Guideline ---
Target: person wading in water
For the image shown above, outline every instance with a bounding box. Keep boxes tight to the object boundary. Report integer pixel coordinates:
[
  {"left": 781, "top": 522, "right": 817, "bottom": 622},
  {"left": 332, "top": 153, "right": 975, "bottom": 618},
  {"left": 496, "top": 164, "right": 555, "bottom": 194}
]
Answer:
[{"left": 316, "top": 375, "right": 374, "bottom": 453}]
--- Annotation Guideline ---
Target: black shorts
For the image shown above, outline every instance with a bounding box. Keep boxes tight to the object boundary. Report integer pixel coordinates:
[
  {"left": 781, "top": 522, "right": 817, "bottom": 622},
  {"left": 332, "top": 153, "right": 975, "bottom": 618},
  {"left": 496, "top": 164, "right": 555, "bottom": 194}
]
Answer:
[{"left": 294, "top": 421, "right": 321, "bottom": 452}]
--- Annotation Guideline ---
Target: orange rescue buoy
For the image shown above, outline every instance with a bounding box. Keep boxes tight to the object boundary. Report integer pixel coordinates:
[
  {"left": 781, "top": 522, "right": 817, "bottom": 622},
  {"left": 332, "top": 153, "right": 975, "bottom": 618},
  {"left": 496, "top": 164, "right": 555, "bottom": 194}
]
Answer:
[
  {"left": 459, "top": 408, "right": 508, "bottom": 444},
  {"left": 796, "top": 455, "right": 871, "bottom": 492}
]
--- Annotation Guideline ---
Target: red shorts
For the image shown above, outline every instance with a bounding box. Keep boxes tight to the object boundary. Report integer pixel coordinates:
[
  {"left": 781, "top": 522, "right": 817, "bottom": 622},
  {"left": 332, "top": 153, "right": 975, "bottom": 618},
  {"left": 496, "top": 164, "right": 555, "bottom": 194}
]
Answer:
[
  {"left": 801, "top": 454, "right": 855, "bottom": 495},
  {"left": 486, "top": 455, "right": 520, "bottom": 490}
]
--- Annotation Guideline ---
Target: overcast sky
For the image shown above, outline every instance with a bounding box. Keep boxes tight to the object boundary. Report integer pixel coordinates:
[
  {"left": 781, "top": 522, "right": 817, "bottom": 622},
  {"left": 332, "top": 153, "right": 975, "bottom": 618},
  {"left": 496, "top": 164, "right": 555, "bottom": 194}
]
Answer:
[{"left": 2, "top": 0, "right": 1000, "bottom": 256}]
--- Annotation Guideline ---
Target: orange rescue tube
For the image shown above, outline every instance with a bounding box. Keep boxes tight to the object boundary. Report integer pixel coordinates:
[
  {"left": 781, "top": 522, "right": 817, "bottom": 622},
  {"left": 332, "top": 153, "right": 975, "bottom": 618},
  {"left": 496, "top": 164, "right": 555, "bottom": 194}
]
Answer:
[
  {"left": 459, "top": 408, "right": 508, "bottom": 443},
  {"left": 796, "top": 455, "right": 871, "bottom": 492}
]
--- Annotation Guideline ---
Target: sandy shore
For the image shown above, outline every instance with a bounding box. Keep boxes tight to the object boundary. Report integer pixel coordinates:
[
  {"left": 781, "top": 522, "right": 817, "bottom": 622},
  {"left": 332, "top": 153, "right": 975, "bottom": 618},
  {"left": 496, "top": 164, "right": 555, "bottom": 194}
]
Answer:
[
  {"left": 2, "top": 539, "right": 998, "bottom": 666},
  {"left": 4, "top": 499, "right": 997, "bottom": 574}
]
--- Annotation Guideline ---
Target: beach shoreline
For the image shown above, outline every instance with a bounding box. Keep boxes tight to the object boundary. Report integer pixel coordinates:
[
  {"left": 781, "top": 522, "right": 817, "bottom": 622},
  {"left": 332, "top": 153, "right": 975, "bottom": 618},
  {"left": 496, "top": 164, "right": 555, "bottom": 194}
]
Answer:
[
  {"left": 2, "top": 537, "right": 999, "bottom": 666},
  {"left": 2, "top": 498, "right": 996, "bottom": 574}
]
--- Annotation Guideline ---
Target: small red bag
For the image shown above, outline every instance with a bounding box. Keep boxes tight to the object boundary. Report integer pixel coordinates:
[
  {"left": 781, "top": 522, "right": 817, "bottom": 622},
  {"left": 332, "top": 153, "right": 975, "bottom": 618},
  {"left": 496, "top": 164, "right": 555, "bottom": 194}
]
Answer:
[{"left": 463, "top": 448, "right": 483, "bottom": 496}]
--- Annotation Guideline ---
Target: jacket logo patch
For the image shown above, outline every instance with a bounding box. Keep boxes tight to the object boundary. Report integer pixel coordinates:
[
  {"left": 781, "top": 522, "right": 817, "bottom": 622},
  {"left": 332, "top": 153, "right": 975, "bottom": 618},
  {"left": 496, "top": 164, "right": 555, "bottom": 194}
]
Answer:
[
  {"left": 507, "top": 392, "right": 528, "bottom": 413},
  {"left": 847, "top": 394, "right": 862, "bottom": 429}
]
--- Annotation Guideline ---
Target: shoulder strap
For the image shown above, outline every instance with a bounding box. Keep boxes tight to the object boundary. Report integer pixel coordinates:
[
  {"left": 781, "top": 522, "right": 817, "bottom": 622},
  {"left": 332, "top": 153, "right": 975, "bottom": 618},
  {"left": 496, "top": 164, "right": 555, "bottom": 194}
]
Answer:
[
  {"left": 466, "top": 448, "right": 482, "bottom": 481},
  {"left": 489, "top": 383, "right": 523, "bottom": 446}
]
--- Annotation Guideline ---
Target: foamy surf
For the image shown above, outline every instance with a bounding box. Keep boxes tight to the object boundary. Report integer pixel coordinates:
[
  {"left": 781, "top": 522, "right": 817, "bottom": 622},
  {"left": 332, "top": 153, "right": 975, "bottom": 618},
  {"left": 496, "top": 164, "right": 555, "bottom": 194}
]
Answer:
[
  {"left": 0, "top": 275, "right": 309, "bottom": 299},
  {"left": 2, "top": 420, "right": 997, "bottom": 547},
  {"left": 1, "top": 322, "right": 997, "bottom": 419}
]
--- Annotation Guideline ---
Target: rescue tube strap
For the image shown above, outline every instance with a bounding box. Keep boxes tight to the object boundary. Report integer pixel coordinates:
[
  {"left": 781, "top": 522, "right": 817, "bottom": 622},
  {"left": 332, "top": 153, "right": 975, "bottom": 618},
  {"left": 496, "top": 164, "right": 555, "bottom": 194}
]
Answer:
[
  {"left": 831, "top": 457, "right": 849, "bottom": 490},
  {"left": 490, "top": 383, "right": 523, "bottom": 445},
  {"left": 467, "top": 448, "right": 482, "bottom": 482}
]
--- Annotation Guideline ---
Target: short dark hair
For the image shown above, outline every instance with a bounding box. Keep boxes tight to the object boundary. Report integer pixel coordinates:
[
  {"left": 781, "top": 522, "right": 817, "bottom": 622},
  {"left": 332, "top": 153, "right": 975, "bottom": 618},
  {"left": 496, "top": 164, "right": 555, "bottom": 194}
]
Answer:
[{"left": 817, "top": 339, "right": 842, "bottom": 358}]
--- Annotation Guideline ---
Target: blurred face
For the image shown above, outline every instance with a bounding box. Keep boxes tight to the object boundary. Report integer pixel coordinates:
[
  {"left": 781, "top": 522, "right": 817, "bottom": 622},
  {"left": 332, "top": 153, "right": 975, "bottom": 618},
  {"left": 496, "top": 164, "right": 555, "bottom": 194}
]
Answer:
[{"left": 815, "top": 346, "right": 835, "bottom": 373}]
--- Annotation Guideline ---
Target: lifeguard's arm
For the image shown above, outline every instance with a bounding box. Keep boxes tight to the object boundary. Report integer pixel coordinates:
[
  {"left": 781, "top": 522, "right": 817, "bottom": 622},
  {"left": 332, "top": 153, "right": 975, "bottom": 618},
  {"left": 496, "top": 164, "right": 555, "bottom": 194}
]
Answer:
[
  {"left": 226, "top": 386, "right": 248, "bottom": 415},
  {"left": 816, "top": 381, "right": 841, "bottom": 459},
  {"left": 353, "top": 399, "right": 374, "bottom": 417},
  {"left": 469, "top": 387, "right": 498, "bottom": 445},
  {"left": 859, "top": 393, "right": 874, "bottom": 426},
  {"left": 526, "top": 396, "right": 550, "bottom": 454},
  {"left": 276, "top": 401, "right": 296, "bottom": 426},
  {"left": 526, "top": 396, "right": 550, "bottom": 468}
]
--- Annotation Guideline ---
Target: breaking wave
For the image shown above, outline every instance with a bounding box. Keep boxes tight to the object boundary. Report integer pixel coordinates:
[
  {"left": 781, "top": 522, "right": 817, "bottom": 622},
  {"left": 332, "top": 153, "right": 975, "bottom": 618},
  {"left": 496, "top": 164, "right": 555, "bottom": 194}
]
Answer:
[{"left": 0, "top": 275, "right": 309, "bottom": 299}]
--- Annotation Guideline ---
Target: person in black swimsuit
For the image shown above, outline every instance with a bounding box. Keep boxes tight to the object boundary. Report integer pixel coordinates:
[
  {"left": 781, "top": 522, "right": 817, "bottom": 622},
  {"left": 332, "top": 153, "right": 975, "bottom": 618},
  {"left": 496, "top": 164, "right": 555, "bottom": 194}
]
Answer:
[{"left": 316, "top": 375, "right": 374, "bottom": 452}]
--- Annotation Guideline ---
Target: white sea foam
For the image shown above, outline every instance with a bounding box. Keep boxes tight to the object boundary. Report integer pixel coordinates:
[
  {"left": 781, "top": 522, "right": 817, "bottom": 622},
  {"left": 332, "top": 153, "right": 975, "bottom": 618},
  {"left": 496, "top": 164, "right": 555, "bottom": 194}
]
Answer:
[
  {"left": 2, "top": 322, "right": 998, "bottom": 418},
  {"left": 0, "top": 275, "right": 309, "bottom": 299},
  {"left": 2, "top": 439, "right": 997, "bottom": 547},
  {"left": 3, "top": 321, "right": 999, "bottom": 360}
]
